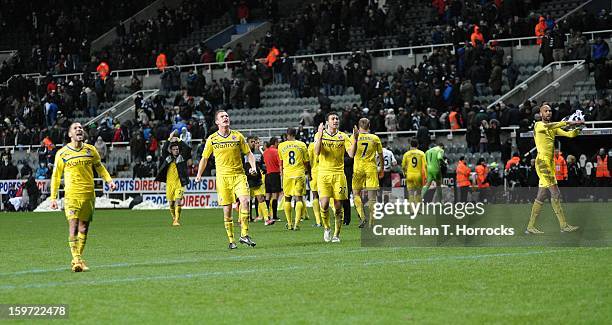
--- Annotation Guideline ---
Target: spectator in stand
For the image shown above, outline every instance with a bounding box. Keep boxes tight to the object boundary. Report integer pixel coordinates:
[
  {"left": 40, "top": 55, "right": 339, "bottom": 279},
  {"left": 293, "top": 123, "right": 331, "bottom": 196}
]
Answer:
[
  {"left": 35, "top": 162, "right": 50, "bottom": 179},
  {"left": 237, "top": 1, "right": 250, "bottom": 24},
  {"left": 505, "top": 56, "right": 520, "bottom": 89},
  {"left": 179, "top": 127, "right": 192, "bottom": 146},
  {"left": 540, "top": 28, "right": 554, "bottom": 66},
  {"left": 0, "top": 154, "right": 18, "bottom": 180},
  {"left": 535, "top": 16, "right": 547, "bottom": 45},
  {"left": 94, "top": 136, "right": 108, "bottom": 163},
  {"left": 593, "top": 148, "right": 610, "bottom": 188},
  {"left": 470, "top": 25, "right": 485, "bottom": 47},
  {"left": 566, "top": 155, "right": 582, "bottom": 187},
  {"left": 592, "top": 36, "right": 610, "bottom": 65}
]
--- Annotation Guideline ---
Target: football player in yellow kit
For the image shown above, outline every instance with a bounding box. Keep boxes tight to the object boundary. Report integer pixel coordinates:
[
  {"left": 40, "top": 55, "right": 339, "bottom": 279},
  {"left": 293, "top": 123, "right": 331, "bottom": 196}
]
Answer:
[
  {"left": 50, "top": 122, "right": 117, "bottom": 272},
  {"left": 526, "top": 104, "right": 582, "bottom": 234}
]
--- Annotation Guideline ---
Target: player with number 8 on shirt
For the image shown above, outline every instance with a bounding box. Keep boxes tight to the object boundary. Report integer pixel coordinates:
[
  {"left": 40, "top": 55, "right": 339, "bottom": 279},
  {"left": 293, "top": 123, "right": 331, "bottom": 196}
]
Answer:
[{"left": 278, "top": 128, "right": 309, "bottom": 230}]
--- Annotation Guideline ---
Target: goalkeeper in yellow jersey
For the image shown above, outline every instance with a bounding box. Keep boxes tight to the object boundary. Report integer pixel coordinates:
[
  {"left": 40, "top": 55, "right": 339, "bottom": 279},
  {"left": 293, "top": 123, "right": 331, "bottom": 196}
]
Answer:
[
  {"left": 351, "top": 118, "right": 383, "bottom": 228},
  {"left": 278, "top": 127, "right": 309, "bottom": 230},
  {"left": 196, "top": 110, "right": 258, "bottom": 249},
  {"left": 50, "top": 122, "right": 117, "bottom": 272},
  {"left": 314, "top": 112, "right": 358, "bottom": 243},
  {"left": 402, "top": 139, "right": 426, "bottom": 205},
  {"left": 526, "top": 104, "right": 582, "bottom": 234},
  {"left": 155, "top": 130, "right": 192, "bottom": 226}
]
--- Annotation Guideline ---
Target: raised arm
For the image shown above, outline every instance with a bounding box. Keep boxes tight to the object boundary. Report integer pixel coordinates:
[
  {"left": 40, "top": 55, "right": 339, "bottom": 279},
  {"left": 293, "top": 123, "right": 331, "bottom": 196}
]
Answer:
[{"left": 314, "top": 123, "right": 324, "bottom": 156}]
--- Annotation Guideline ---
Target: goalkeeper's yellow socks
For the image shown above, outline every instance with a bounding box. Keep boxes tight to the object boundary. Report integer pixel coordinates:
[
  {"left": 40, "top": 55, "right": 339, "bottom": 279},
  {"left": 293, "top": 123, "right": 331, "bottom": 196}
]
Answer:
[
  {"left": 312, "top": 198, "right": 321, "bottom": 225},
  {"left": 283, "top": 200, "right": 293, "bottom": 229},
  {"left": 333, "top": 207, "right": 343, "bottom": 237},
  {"left": 173, "top": 205, "right": 182, "bottom": 225},
  {"left": 77, "top": 232, "right": 87, "bottom": 256},
  {"left": 224, "top": 220, "right": 235, "bottom": 243},
  {"left": 528, "top": 200, "right": 543, "bottom": 229},
  {"left": 239, "top": 209, "right": 250, "bottom": 237},
  {"left": 294, "top": 200, "right": 304, "bottom": 229},
  {"left": 321, "top": 207, "right": 331, "bottom": 229},
  {"left": 354, "top": 195, "right": 366, "bottom": 222},
  {"left": 258, "top": 201, "right": 270, "bottom": 221}
]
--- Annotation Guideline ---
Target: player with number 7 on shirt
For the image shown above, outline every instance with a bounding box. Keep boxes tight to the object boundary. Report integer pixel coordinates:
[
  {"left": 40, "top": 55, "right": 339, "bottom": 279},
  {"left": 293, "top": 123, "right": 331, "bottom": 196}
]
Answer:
[
  {"left": 314, "top": 112, "right": 358, "bottom": 243},
  {"left": 195, "top": 110, "right": 259, "bottom": 249}
]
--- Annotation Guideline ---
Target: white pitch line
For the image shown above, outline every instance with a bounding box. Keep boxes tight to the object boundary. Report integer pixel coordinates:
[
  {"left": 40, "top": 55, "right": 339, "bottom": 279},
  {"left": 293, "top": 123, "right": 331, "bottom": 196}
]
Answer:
[
  {"left": 0, "top": 250, "right": 569, "bottom": 291},
  {"left": 0, "top": 247, "right": 403, "bottom": 277}
]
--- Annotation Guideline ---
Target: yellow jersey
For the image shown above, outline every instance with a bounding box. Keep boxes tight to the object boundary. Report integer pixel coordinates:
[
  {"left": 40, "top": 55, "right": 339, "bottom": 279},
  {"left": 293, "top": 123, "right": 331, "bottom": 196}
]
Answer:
[
  {"left": 278, "top": 140, "right": 308, "bottom": 178},
  {"left": 202, "top": 130, "right": 251, "bottom": 176},
  {"left": 315, "top": 130, "right": 352, "bottom": 174},
  {"left": 167, "top": 162, "right": 180, "bottom": 185},
  {"left": 50, "top": 143, "right": 112, "bottom": 200},
  {"left": 402, "top": 149, "right": 427, "bottom": 176},
  {"left": 534, "top": 121, "right": 579, "bottom": 161},
  {"left": 308, "top": 142, "right": 319, "bottom": 175},
  {"left": 351, "top": 132, "right": 382, "bottom": 172}
]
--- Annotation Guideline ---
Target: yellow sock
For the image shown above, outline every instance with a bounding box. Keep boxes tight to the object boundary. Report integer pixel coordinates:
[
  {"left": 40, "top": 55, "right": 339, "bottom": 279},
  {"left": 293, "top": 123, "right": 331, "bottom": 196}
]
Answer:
[
  {"left": 239, "top": 209, "right": 249, "bottom": 237},
  {"left": 551, "top": 198, "right": 567, "bottom": 228},
  {"left": 312, "top": 198, "right": 321, "bottom": 225},
  {"left": 333, "top": 208, "right": 343, "bottom": 237},
  {"left": 224, "top": 220, "right": 235, "bottom": 243},
  {"left": 354, "top": 195, "right": 365, "bottom": 221},
  {"left": 529, "top": 200, "right": 543, "bottom": 228},
  {"left": 169, "top": 203, "right": 176, "bottom": 221},
  {"left": 258, "top": 202, "right": 270, "bottom": 221},
  {"left": 321, "top": 208, "right": 331, "bottom": 229},
  {"left": 283, "top": 200, "right": 293, "bottom": 229},
  {"left": 175, "top": 205, "right": 182, "bottom": 222},
  {"left": 295, "top": 201, "right": 304, "bottom": 228},
  {"left": 77, "top": 232, "right": 87, "bottom": 256},
  {"left": 69, "top": 236, "right": 80, "bottom": 260},
  {"left": 301, "top": 201, "right": 309, "bottom": 220}
]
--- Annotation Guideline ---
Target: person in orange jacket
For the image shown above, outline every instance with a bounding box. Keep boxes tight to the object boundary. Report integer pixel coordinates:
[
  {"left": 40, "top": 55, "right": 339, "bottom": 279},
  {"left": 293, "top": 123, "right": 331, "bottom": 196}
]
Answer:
[
  {"left": 470, "top": 25, "right": 485, "bottom": 47},
  {"left": 535, "top": 16, "right": 547, "bottom": 45},
  {"left": 476, "top": 158, "right": 490, "bottom": 203},
  {"left": 456, "top": 156, "right": 472, "bottom": 202},
  {"left": 156, "top": 52, "right": 168, "bottom": 72},
  {"left": 554, "top": 149, "right": 567, "bottom": 184},
  {"left": 96, "top": 61, "right": 110, "bottom": 80},
  {"left": 266, "top": 46, "right": 280, "bottom": 68},
  {"left": 505, "top": 152, "right": 521, "bottom": 171},
  {"left": 594, "top": 148, "right": 610, "bottom": 188}
]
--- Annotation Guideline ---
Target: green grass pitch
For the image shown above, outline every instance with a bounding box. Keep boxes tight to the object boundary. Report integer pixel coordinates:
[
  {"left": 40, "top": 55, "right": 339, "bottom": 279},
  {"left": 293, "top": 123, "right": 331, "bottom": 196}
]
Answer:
[{"left": 0, "top": 204, "right": 610, "bottom": 323}]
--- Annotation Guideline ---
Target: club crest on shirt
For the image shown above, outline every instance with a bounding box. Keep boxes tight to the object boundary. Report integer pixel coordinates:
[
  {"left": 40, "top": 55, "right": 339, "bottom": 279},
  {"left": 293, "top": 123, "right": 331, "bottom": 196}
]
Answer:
[
  {"left": 232, "top": 135, "right": 236, "bottom": 141},
  {"left": 86, "top": 149, "right": 91, "bottom": 155},
  {"left": 338, "top": 135, "right": 343, "bottom": 140},
  {"left": 69, "top": 210, "right": 76, "bottom": 215}
]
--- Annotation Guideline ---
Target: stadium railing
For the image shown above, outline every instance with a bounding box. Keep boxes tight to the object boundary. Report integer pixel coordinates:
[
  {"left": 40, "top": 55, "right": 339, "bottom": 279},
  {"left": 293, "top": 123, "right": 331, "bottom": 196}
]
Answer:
[
  {"left": 487, "top": 60, "right": 586, "bottom": 109},
  {"left": 527, "top": 61, "right": 588, "bottom": 104},
  {"left": 3, "top": 30, "right": 611, "bottom": 87},
  {"left": 84, "top": 89, "right": 160, "bottom": 127}
]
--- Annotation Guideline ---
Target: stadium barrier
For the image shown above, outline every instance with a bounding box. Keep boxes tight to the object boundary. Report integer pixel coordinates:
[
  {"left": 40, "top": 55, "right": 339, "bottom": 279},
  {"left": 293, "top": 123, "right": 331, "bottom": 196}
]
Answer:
[{"left": 3, "top": 30, "right": 611, "bottom": 87}]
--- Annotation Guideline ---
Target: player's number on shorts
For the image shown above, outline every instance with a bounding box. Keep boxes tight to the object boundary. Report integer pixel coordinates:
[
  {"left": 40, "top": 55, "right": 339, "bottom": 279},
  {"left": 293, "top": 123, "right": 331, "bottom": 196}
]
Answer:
[
  {"left": 384, "top": 157, "right": 390, "bottom": 168},
  {"left": 411, "top": 156, "right": 418, "bottom": 168},
  {"left": 361, "top": 142, "right": 369, "bottom": 158},
  {"left": 288, "top": 151, "right": 296, "bottom": 165}
]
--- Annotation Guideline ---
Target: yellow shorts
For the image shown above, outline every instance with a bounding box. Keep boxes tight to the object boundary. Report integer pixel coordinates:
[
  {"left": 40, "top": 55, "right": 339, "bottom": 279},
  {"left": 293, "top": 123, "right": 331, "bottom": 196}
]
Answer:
[
  {"left": 166, "top": 181, "right": 185, "bottom": 202},
  {"left": 352, "top": 169, "right": 379, "bottom": 191},
  {"left": 283, "top": 175, "right": 306, "bottom": 196},
  {"left": 64, "top": 198, "right": 95, "bottom": 222},
  {"left": 217, "top": 174, "right": 250, "bottom": 206},
  {"left": 318, "top": 173, "right": 348, "bottom": 200},
  {"left": 250, "top": 184, "right": 266, "bottom": 197},
  {"left": 536, "top": 157, "right": 557, "bottom": 188},
  {"left": 310, "top": 171, "right": 318, "bottom": 192},
  {"left": 406, "top": 173, "right": 424, "bottom": 190}
]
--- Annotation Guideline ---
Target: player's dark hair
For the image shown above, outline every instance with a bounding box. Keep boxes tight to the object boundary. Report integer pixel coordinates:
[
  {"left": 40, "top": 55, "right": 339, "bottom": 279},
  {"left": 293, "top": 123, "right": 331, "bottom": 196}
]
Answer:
[
  {"left": 478, "top": 158, "right": 485, "bottom": 164},
  {"left": 326, "top": 112, "right": 339, "bottom": 121},
  {"left": 269, "top": 137, "right": 279, "bottom": 145},
  {"left": 214, "top": 110, "right": 227, "bottom": 120},
  {"left": 438, "top": 143, "right": 445, "bottom": 149},
  {"left": 246, "top": 135, "right": 256, "bottom": 141},
  {"left": 459, "top": 156, "right": 465, "bottom": 161},
  {"left": 286, "top": 127, "right": 297, "bottom": 137},
  {"left": 410, "top": 139, "right": 418, "bottom": 148},
  {"left": 512, "top": 152, "right": 519, "bottom": 157}
]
